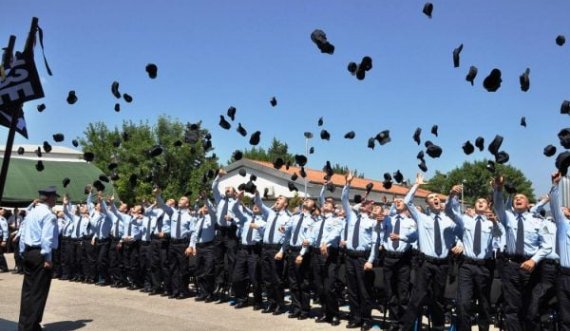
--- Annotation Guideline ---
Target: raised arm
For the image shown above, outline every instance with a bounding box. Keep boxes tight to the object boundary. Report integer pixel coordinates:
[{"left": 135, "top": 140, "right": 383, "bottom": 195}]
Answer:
[
  {"left": 86, "top": 189, "right": 95, "bottom": 214},
  {"left": 154, "top": 189, "right": 173, "bottom": 217},
  {"left": 492, "top": 176, "right": 508, "bottom": 227},
  {"left": 550, "top": 172, "right": 566, "bottom": 226},
  {"left": 211, "top": 169, "right": 226, "bottom": 204},
  {"left": 445, "top": 185, "right": 464, "bottom": 229},
  {"left": 319, "top": 183, "right": 326, "bottom": 206},
  {"left": 254, "top": 191, "right": 272, "bottom": 218},
  {"left": 530, "top": 195, "right": 549, "bottom": 215},
  {"left": 404, "top": 173, "right": 424, "bottom": 223}
]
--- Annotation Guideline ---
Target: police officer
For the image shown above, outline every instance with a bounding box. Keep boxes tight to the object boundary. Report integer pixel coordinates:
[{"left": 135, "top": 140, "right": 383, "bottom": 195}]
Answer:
[
  {"left": 60, "top": 196, "right": 75, "bottom": 281},
  {"left": 107, "top": 196, "right": 128, "bottom": 288},
  {"left": 400, "top": 173, "right": 461, "bottom": 331},
  {"left": 91, "top": 194, "right": 112, "bottom": 285},
  {"left": 190, "top": 195, "right": 217, "bottom": 302},
  {"left": 69, "top": 202, "right": 90, "bottom": 282},
  {"left": 122, "top": 204, "right": 144, "bottom": 290},
  {"left": 493, "top": 175, "right": 551, "bottom": 331},
  {"left": 0, "top": 207, "right": 9, "bottom": 272},
  {"left": 446, "top": 186, "right": 502, "bottom": 331},
  {"left": 380, "top": 197, "right": 417, "bottom": 331},
  {"left": 146, "top": 199, "right": 170, "bottom": 296},
  {"left": 18, "top": 186, "right": 59, "bottom": 331}
]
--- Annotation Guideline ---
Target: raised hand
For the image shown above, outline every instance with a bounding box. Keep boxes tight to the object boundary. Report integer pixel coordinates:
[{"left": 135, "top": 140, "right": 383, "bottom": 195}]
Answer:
[{"left": 552, "top": 171, "right": 562, "bottom": 185}]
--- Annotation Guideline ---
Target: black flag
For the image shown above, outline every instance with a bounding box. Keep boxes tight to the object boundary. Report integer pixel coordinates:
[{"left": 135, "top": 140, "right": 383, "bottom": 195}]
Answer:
[{"left": 0, "top": 108, "right": 27, "bottom": 138}]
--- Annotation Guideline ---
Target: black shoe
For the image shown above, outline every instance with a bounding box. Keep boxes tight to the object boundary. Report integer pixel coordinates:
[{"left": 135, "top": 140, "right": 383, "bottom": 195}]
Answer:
[
  {"left": 346, "top": 321, "right": 361, "bottom": 329},
  {"left": 161, "top": 291, "right": 171, "bottom": 297},
  {"left": 316, "top": 316, "right": 331, "bottom": 323},
  {"left": 177, "top": 293, "right": 190, "bottom": 300},
  {"left": 148, "top": 289, "right": 160, "bottom": 296},
  {"left": 168, "top": 292, "right": 178, "bottom": 299},
  {"left": 330, "top": 316, "right": 340, "bottom": 326},
  {"left": 360, "top": 322, "right": 371, "bottom": 331},
  {"left": 288, "top": 311, "right": 301, "bottom": 319},
  {"left": 140, "top": 288, "right": 151, "bottom": 293},
  {"left": 234, "top": 301, "right": 248, "bottom": 309},
  {"left": 204, "top": 295, "right": 216, "bottom": 303},
  {"left": 262, "top": 304, "right": 275, "bottom": 314},
  {"left": 195, "top": 295, "right": 206, "bottom": 302},
  {"left": 272, "top": 305, "right": 286, "bottom": 315},
  {"left": 297, "top": 313, "right": 309, "bottom": 320},
  {"left": 253, "top": 304, "right": 263, "bottom": 311}
]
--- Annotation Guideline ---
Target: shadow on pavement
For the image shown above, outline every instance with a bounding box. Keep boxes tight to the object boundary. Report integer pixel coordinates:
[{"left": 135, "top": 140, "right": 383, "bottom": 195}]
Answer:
[
  {"left": 0, "top": 318, "right": 17, "bottom": 331},
  {"left": 44, "top": 319, "right": 93, "bottom": 331}
]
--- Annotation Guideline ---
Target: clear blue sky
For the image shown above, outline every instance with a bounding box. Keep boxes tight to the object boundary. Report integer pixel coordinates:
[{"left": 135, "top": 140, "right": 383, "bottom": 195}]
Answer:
[{"left": 3, "top": 1, "right": 570, "bottom": 197}]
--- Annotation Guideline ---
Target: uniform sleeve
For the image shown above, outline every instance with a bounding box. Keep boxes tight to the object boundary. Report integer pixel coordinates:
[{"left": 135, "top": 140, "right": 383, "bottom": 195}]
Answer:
[
  {"left": 41, "top": 214, "right": 58, "bottom": 261},
  {"left": 531, "top": 220, "right": 553, "bottom": 263},
  {"left": 368, "top": 220, "right": 379, "bottom": 264},
  {"left": 404, "top": 184, "right": 421, "bottom": 224},
  {"left": 0, "top": 219, "right": 8, "bottom": 241},
  {"left": 212, "top": 175, "right": 223, "bottom": 204},
  {"left": 445, "top": 196, "right": 464, "bottom": 230},
  {"left": 493, "top": 188, "right": 508, "bottom": 228}
]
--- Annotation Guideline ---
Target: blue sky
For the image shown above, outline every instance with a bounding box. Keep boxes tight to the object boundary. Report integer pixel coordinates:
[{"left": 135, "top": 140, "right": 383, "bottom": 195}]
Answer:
[{"left": 2, "top": 1, "right": 570, "bottom": 197}]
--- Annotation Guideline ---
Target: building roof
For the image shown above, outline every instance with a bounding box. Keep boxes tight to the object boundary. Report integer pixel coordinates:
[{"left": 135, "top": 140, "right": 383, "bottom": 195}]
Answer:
[{"left": 248, "top": 159, "right": 438, "bottom": 199}]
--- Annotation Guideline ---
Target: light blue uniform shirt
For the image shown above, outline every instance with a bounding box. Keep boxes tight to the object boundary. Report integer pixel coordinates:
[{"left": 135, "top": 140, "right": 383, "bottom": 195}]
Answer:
[
  {"left": 189, "top": 200, "right": 217, "bottom": 248},
  {"left": 282, "top": 212, "right": 316, "bottom": 256},
  {"left": 310, "top": 214, "right": 344, "bottom": 248},
  {"left": 404, "top": 184, "right": 459, "bottom": 259},
  {"left": 381, "top": 213, "right": 418, "bottom": 253},
  {"left": 19, "top": 203, "right": 58, "bottom": 261},
  {"left": 156, "top": 195, "right": 193, "bottom": 239},
  {"left": 232, "top": 204, "right": 266, "bottom": 246},
  {"left": 493, "top": 188, "right": 551, "bottom": 263},
  {"left": 254, "top": 194, "right": 290, "bottom": 252},
  {"left": 68, "top": 213, "right": 91, "bottom": 239},
  {"left": 108, "top": 203, "right": 127, "bottom": 238},
  {"left": 123, "top": 216, "right": 143, "bottom": 241},
  {"left": 0, "top": 216, "right": 8, "bottom": 241},
  {"left": 445, "top": 196, "right": 502, "bottom": 260},
  {"left": 91, "top": 200, "right": 111, "bottom": 240},
  {"left": 139, "top": 215, "right": 154, "bottom": 242},
  {"left": 541, "top": 220, "right": 559, "bottom": 261},
  {"left": 146, "top": 207, "right": 169, "bottom": 236},
  {"left": 212, "top": 175, "right": 238, "bottom": 227},
  {"left": 341, "top": 185, "right": 378, "bottom": 264},
  {"left": 551, "top": 184, "right": 570, "bottom": 268}
]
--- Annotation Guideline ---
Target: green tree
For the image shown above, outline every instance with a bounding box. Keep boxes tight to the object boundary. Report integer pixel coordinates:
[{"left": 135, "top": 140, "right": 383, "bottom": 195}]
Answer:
[
  {"left": 79, "top": 116, "right": 219, "bottom": 204},
  {"left": 331, "top": 163, "right": 365, "bottom": 178},
  {"left": 229, "top": 137, "right": 295, "bottom": 164},
  {"left": 424, "top": 160, "right": 535, "bottom": 205}
]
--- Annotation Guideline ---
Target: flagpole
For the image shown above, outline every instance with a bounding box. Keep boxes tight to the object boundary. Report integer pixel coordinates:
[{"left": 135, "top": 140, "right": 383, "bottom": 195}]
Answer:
[{"left": 0, "top": 106, "right": 22, "bottom": 204}]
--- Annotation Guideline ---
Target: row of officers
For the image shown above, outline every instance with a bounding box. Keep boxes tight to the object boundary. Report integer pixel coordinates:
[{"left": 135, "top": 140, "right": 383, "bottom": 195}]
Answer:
[{"left": 14, "top": 169, "right": 570, "bottom": 331}]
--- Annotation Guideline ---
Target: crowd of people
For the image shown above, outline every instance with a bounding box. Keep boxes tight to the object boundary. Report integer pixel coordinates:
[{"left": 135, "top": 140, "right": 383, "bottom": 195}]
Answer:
[{"left": 7, "top": 168, "right": 570, "bottom": 331}]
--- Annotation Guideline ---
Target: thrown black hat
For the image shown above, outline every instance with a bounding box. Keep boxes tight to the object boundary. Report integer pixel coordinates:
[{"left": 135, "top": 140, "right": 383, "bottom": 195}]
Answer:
[
  {"left": 146, "top": 63, "right": 158, "bottom": 79},
  {"left": 320, "top": 129, "right": 330, "bottom": 141},
  {"left": 394, "top": 170, "right": 404, "bottom": 183},
  {"left": 504, "top": 182, "right": 517, "bottom": 194},
  {"left": 556, "top": 35, "right": 566, "bottom": 46},
  {"left": 270, "top": 97, "right": 277, "bottom": 107},
  {"left": 323, "top": 161, "right": 334, "bottom": 178},
  {"left": 462, "top": 141, "right": 475, "bottom": 155},
  {"left": 475, "top": 137, "right": 485, "bottom": 151},
  {"left": 559, "top": 128, "right": 570, "bottom": 148},
  {"left": 417, "top": 150, "right": 425, "bottom": 160},
  {"left": 520, "top": 116, "right": 527, "bottom": 127},
  {"left": 519, "top": 68, "right": 530, "bottom": 92},
  {"left": 423, "top": 2, "right": 433, "bottom": 18},
  {"left": 83, "top": 152, "right": 94, "bottom": 162},
  {"left": 148, "top": 145, "right": 163, "bottom": 158},
  {"left": 309, "top": 147, "right": 315, "bottom": 154},
  {"left": 288, "top": 182, "right": 298, "bottom": 192},
  {"left": 219, "top": 115, "right": 231, "bottom": 130},
  {"left": 354, "top": 194, "right": 362, "bottom": 204},
  {"left": 63, "top": 177, "right": 70, "bottom": 188},
  {"left": 426, "top": 143, "right": 443, "bottom": 158},
  {"left": 367, "top": 138, "right": 375, "bottom": 150},
  {"left": 207, "top": 169, "right": 216, "bottom": 179},
  {"left": 111, "top": 81, "right": 121, "bottom": 99},
  {"left": 318, "top": 117, "right": 324, "bottom": 127},
  {"left": 562, "top": 100, "right": 570, "bottom": 115},
  {"left": 413, "top": 128, "right": 421, "bottom": 145},
  {"left": 110, "top": 172, "right": 120, "bottom": 181},
  {"left": 173, "top": 140, "right": 183, "bottom": 147},
  {"left": 114, "top": 103, "right": 120, "bottom": 112},
  {"left": 123, "top": 93, "right": 133, "bottom": 103},
  {"left": 233, "top": 150, "right": 243, "bottom": 161},
  {"left": 383, "top": 173, "right": 392, "bottom": 181},
  {"left": 37, "top": 103, "right": 46, "bottom": 112},
  {"left": 304, "top": 132, "right": 313, "bottom": 139},
  {"left": 250, "top": 174, "right": 257, "bottom": 182},
  {"left": 108, "top": 162, "right": 118, "bottom": 170},
  {"left": 418, "top": 159, "right": 428, "bottom": 172},
  {"left": 483, "top": 68, "right": 502, "bottom": 92},
  {"left": 128, "top": 174, "right": 138, "bottom": 186},
  {"left": 17, "top": 147, "right": 24, "bottom": 155},
  {"left": 556, "top": 151, "right": 570, "bottom": 176},
  {"left": 93, "top": 180, "right": 105, "bottom": 192},
  {"left": 227, "top": 106, "right": 236, "bottom": 121},
  {"left": 347, "top": 62, "right": 358, "bottom": 75},
  {"left": 300, "top": 167, "right": 307, "bottom": 178},
  {"left": 71, "top": 139, "right": 79, "bottom": 148},
  {"left": 291, "top": 173, "right": 298, "bottom": 181},
  {"left": 249, "top": 131, "right": 261, "bottom": 145},
  {"left": 366, "top": 182, "right": 374, "bottom": 195},
  {"left": 67, "top": 90, "right": 77, "bottom": 104},
  {"left": 344, "top": 131, "right": 355, "bottom": 139},
  {"left": 544, "top": 145, "right": 557, "bottom": 157},
  {"left": 244, "top": 181, "right": 257, "bottom": 194},
  {"left": 488, "top": 135, "right": 504, "bottom": 155},
  {"left": 383, "top": 180, "right": 393, "bottom": 190},
  {"left": 36, "top": 147, "right": 42, "bottom": 158},
  {"left": 236, "top": 123, "right": 247, "bottom": 137},
  {"left": 452, "top": 44, "right": 463, "bottom": 68},
  {"left": 326, "top": 183, "right": 336, "bottom": 193},
  {"left": 310, "top": 29, "right": 335, "bottom": 55},
  {"left": 43, "top": 141, "right": 52, "bottom": 153},
  {"left": 238, "top": 169, "right": 246, "bottom": 177},
  {"left": 465, "top": 66, "right": 478, "bottom": 86},
  {"left": 486, "top": 160, "right": 496, "bottom": 173},
  {"left": 53, "top": 133, "right": 64, "bottom": 142},
  {"left": 375, "top": 130, "right": 391, "bottom": 145},
  {"left": 355, "top": 56, "right": 373, "bottom": 80},
  {"left": 203, "top": 139, "right": 212, "bottom": 151},
  {"left": 273, "top": 157, "right": 284, "bottom": 169},
  {"left": 431, "top": 125, "right": 438, "bottom": 137},
  {"left": 35, "top": 160, "right": 44, "bottom": 172},
  {"left": 495, "top": 151, "right": 509, "bottom": 164},
  {"left": 99, "top": 175, "right": 110, "bottom": 183}
]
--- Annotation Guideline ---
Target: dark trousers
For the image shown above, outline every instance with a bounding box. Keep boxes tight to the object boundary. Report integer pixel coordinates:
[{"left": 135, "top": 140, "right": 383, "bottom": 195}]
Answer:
[
  {"left": 214, "top": 225, "right": 238, "bottom": 289},
  {"left": 558, "top": 269, "right": 570, "bottom": 331},
  {"left": 312, "top": 248, "right": 340, "bottom": 318},
  {"left": 456, "top": 261, "right": 494, "bottom": 331},
  {"left": 82, "top": 238, "right": 96, "bottom": 281},
  {"left": 139, "top": 242, "right": 152, "bottom": 289},
  {"left": 108, "top": 238, "right": 124, "bottom": 285},
  {"left": 383, "top": 255, "right": 411, "bottom": 329},
  {"left": 13, "top": 237, "right": 23, "bottom": 272},
  {"left": 261, "top": 246, "right": 285, "bottom": 306},
  {"left": 0, "top": 241, "right": 9, "bottom": 271},
  {"left": 52, "top": 239, "right": 61, "bottom": 276},
  {"left": 500, "top": 259, "right": 540, "bottom": 331},
  {"left": 169, "top": 240, "right": 190, "bottom": 296},
  {"left": 122, "top": 241, "right": 141, "bottom": 287},
  {"left": 18, "top": 248, "right": 52, "bottom": 331},
  {"left": 287, "top": 248, "right": 312, "bottom": 314},
  {"left": 527, "top": 261, "right": 558, "bottom": 331},
  {"left": 195, "top": 242, "right": 216, "bottom": 297},
  {"left": 72, "top": 240, "right": 84, "bottom": 279},
  {"left": 60, "top": 238, "right": 74, "bottom": 279},
  {"left": 401, "top": 259, "right": 449, "bottom": 331},
  {"left": 94, "top": 239, "right": 110, "bottom": 282},
  {"left": 150, "top": 239, "right": 170, "bottom": 292},
  {"left": 233, "top": 244, "right": 263, "bottom": 304},
  {"left": 345, "top": 253, "right": 375, "bottom": 325}
]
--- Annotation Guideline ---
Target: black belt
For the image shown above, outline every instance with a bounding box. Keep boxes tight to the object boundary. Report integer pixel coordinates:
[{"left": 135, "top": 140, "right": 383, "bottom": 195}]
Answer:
[
  {"left": 196, "top": 241, "right": 213, "bottom": 248},
  {"left": 543, "top": 259, "right": 560, "bottom": 266},
  {"left": 504, "top": 254, "right": 531, "bottom": 264},
  {"left": 171, "top": 238, "right": 189, "bottom": 244},
  {"left": 83, "top": 235, "right": 93, "bottom": 240},
  {"left": 140, "top": 241, "right": 151, "bottom": 246},
  {"left": 383, "top": 250, "right": 410, "bottom": 259},
  {"left": 151, "top": 233, "right": 169, "bottom": 240},
  {"left": 95, "top": 238, "right": 110, "bottom": 243},
  {"left": 346, "top": 250, "right": 371, "bottom": 258},
  {"left": 24, "top": 245, "right": 41, "bottom": 252},
  {"left": 420, "top": 254, "right": 449, "bottom": 265},
  {"left": 462, "top": 257, "right": 494, "bottom": 266},
  {"left": 110, "top": 235, "right": 121, "bottom": 240},
  {"left": 560, "top": 266, "right": 570, "bottom": 276},
  {"left": 263, "top": 243, "right": 281, "bottom": 250},
  {"left": 289, "top": 246, "right": 302, "bottom": 253}
]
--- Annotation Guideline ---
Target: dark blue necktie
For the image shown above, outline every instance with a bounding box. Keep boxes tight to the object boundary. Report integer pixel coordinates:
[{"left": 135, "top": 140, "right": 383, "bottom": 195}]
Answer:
[
  {"left": 392, "top": 215, "right": 401, "bottom": 249},
  {"left": 352, "top": 214, "right": 362, "bottom": 248},
  {"left": 196, "top": 216, "right": 205, "bottom": 242},
  {"left": 268, "top": 212, "right": 279, "bottom": 244},
  {"left": 473, "top": 216, "right": 482, "bottom": 256},
  {"left": 176, "top": 211, "right": 182, "bottom": 238},
  {"left": 127, "top": 217, "right": 133, "bottom": 237},
  {"left": 433, "top": 214, "right": 442, "bottom": 256},
  {"left": 316, "top": 218, "right": 327, "bottom": 246},
  {"left": 114, "top": 218, "right": 119, "bottom": 237},
  {"left": 516, "top": 213, "right": 525, "bottom": 256},
  {"left": 292, "top": 214, "right": 305, "bottom": 245},
  {"left": 75, "top": 216, "right": 83, "bottom": 237},
  {"left": 221, "top": 197, "right": 229, "bottom": 225},
  {"left": 246, "top": 216, "right": 256, "bottom": 243}
]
